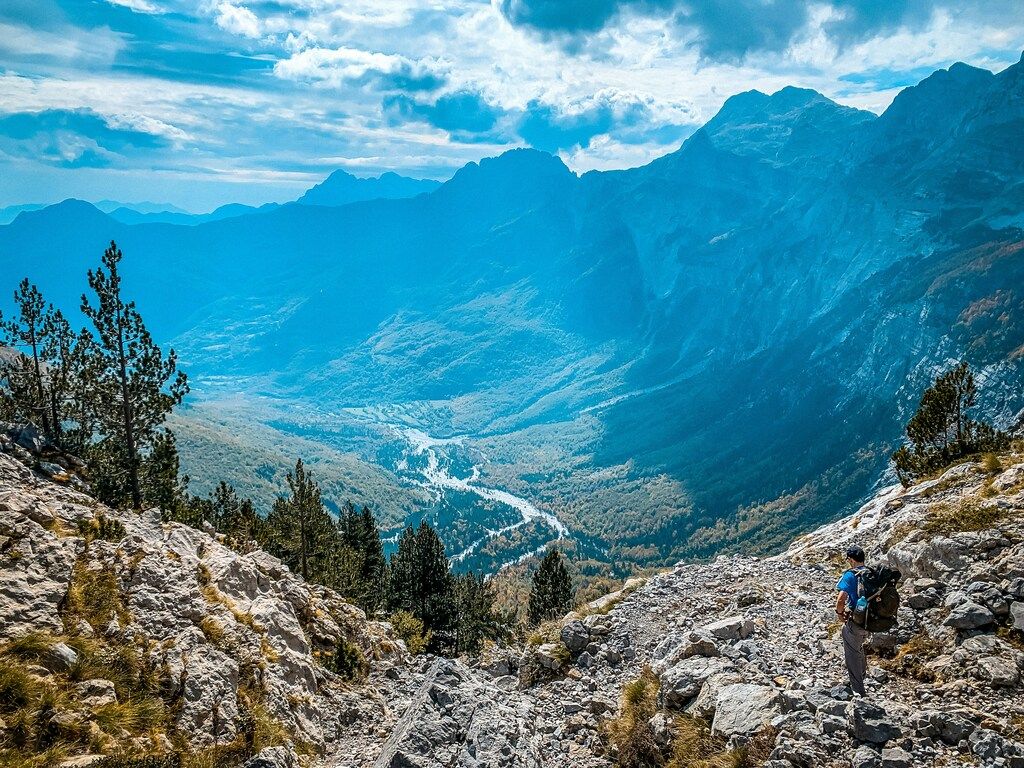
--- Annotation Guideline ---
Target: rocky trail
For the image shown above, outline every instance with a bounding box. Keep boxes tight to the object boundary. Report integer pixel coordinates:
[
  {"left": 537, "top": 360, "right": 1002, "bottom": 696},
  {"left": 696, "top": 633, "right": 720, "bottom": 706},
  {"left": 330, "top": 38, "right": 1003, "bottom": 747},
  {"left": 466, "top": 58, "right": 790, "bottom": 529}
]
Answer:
[{"left": 2, "top": 421, "right": 1024, "bottom": 768}]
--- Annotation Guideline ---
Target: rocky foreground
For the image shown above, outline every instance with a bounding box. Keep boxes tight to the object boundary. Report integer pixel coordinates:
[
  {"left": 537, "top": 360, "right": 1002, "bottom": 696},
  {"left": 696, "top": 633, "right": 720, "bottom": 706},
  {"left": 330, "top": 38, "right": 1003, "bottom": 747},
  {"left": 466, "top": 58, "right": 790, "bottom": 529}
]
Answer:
[{"left": 2, "top": 425, "right": 1024, "bottom": 768}]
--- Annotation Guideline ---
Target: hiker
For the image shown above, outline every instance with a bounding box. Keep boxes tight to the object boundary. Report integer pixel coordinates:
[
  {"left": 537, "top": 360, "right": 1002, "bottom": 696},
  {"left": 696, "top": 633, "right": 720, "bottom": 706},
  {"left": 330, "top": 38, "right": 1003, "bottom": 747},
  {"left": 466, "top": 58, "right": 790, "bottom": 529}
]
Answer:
[{"left": 835, "top": 545, "right": 869, "bottom": 696}]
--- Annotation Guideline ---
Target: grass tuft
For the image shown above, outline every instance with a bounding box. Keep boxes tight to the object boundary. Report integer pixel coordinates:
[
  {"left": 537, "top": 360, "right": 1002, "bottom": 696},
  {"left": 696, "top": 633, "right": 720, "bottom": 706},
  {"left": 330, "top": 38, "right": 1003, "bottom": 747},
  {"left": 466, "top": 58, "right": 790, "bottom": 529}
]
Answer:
[{"left": 603, "top": 666, "right": 662, "bottom": 768}]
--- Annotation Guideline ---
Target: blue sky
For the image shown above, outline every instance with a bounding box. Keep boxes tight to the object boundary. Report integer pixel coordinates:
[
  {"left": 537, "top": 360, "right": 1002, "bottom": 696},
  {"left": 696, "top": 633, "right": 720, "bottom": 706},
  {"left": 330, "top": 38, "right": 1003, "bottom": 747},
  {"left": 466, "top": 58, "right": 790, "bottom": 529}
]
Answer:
[{"left": 0, "top": 0, "right": 1021, "bottom": 211}]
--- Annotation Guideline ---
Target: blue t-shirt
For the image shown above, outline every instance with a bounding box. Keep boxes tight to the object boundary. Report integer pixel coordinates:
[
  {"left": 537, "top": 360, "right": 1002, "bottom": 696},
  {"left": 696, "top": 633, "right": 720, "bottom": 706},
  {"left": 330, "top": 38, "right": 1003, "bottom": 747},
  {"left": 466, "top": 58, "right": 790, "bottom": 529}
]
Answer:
[{"left": 836, "top": 569, "right": 859, "bottom": 605}]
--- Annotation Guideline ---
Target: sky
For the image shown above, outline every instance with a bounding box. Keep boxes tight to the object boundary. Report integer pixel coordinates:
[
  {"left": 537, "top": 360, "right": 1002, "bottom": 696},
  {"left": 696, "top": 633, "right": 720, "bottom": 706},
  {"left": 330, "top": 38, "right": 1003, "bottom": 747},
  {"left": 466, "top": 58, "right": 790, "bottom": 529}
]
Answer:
[{"left": 0, "top": 0, "right": 1022, "bottom": 211}]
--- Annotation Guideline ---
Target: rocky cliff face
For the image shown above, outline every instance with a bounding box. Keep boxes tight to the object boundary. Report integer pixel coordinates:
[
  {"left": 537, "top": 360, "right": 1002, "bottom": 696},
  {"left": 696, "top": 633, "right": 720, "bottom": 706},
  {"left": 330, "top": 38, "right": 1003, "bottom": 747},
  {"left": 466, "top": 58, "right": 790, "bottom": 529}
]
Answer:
[{"left": 2, "top": 429, "right": 1024, "bottom": 768}]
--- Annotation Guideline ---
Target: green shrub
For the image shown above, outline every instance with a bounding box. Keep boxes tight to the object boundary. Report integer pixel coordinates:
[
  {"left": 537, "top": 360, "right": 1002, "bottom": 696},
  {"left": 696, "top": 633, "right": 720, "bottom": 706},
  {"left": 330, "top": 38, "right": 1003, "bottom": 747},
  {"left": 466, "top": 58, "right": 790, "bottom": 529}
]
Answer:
[
  {"left": 388, "top": 611, "right": 431, "bottom": 655},
  {"left": 981, "top": 452, "right": 1004, "bottom": 474},
  {"left": 78, "top": 514, "right": 127, "bottom": 544},
  {"left": 322, "top": 638, "right": 366, "bottom": 680}
]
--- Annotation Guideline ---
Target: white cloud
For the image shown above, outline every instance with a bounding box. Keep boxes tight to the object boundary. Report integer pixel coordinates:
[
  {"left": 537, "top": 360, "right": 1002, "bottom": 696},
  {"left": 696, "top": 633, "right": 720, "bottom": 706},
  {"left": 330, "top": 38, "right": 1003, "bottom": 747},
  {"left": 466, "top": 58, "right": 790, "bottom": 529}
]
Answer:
[
  {"left": 273, "top": 46, "right": 446, "bottom": 89},
  {"left": 105, "top": 0, "right": 165, "bottom": 13},
  {"left": 214, "top": 2, "right": 262, "bottom": 39},
  {"left": 3, "top": 0, "right": 1024, "bottom": 209}
]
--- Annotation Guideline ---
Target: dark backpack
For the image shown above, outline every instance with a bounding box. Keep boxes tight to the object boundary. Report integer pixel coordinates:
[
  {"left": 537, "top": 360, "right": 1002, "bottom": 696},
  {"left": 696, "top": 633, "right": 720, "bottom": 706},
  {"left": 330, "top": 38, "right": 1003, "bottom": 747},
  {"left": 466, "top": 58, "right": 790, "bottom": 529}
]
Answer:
[{"left": 850, "top": 565, "right": 902, "bottom": 632}]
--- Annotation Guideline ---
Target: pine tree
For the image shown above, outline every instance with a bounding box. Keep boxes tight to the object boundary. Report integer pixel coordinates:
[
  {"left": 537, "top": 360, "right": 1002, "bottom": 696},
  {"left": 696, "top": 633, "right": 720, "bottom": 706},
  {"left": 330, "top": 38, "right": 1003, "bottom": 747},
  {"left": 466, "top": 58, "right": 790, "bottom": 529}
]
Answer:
[
  {"left": 453, "top": 571, "right": 500, "bottom": 655},
  {"left": 0, "top": 279, "right": 52, "bottom": 433},
  {"left": 81, "top": 241, "right": 188, "bottom": 508},
  {"left": 40, "top": 309, "right": 79, "bottom": 448},
  {"left": 893, "top": 361, "right": 1008, "bottom": 484},
  {"left": 388, "top": 521, "right": 456, "bottom": 647},
  {"left": 141, "top": 429, "right": 189, "bottom": 517},
  {"left": 264, "top": 459, "right": 334, "bottom": 581},
  {"left": 212, "top": 481, "right": 261, "bottom": 548},
  {"left": 332, "top": 502, "right": 387, "bottom": 612},
  {"left": 528, "top": 547, "right": 573, "bottom": 626}
]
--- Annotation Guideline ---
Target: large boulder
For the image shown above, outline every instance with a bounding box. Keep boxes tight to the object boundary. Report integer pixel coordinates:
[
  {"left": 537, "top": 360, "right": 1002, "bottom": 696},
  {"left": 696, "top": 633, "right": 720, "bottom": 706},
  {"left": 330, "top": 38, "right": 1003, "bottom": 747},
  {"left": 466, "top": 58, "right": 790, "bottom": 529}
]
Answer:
[
  {"left": 710, "top": 683, "right": 781, "bottom": 738},
  {"left": 534, "top": 643, "right": 565, "bottom": 671},
  {"left": 1010, "top": 601, "right": 1024, "bottom": 631},
  {"left": 888, "top": 534, "right": 976, "bottom": 580},
  {"left": 687, "top": 671, "right": 745, "bottom": 719},
  {"left": 702, "top": 616, "right": 754, "bottom": 642},
  {"left": 0, "top": 503, "right": 78, "bottom": 639},
  {"left": 662, "top": 656, "right": 733, "bottom": 708},
  {"left": 651, "top": 629, "right": 720, "bottom": 674},
  {"left": 943, "top": 600, "right": 995, "bottom": 629},
  {"left": 559, "top": 620, "right": 590, "bottom": 654},
  {"left": 242, "top": 745, "right": 298, "bottom": 768},
  {"left": 975, "top": 656, "right": 1020, "bottom": 687},
  {"left": 850, "top": 699, "right": 901, "bottom": 745}
]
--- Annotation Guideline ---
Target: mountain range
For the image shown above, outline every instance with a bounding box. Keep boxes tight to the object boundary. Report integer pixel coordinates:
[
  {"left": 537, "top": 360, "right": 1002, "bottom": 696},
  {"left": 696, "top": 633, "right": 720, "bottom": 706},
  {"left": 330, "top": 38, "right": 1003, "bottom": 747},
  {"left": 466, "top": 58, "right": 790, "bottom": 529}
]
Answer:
[{"left": 1, "top": 55, "right": 1023, "bottom": 572}]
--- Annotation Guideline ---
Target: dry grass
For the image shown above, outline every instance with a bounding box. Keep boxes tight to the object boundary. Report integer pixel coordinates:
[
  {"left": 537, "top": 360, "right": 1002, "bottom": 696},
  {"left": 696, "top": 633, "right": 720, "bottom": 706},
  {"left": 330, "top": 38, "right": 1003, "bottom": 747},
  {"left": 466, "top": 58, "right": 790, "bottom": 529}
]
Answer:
[
  {"left": 878, "top": 632, "right": 943, "bottom": 682},
  {"left": 64, "top": 558, "right": 130, "bottom": 632},
  {"left": 198, "top": 582, "right": 264, "bottom": 635},
  {"left": 603, "top": 666, "right": 662, "bottom": 768},
  {"left": 199, "top": 617, "right": 227, "bottom": 649},
  {"left": 981, "top": 453, "right": 1004, "bottom": 474},
  {"left": 601, "top": 667, "right": 775, "bottom": 768},
  {"left": 923, "top": 497, "right": 1010, "bottom": 535}
]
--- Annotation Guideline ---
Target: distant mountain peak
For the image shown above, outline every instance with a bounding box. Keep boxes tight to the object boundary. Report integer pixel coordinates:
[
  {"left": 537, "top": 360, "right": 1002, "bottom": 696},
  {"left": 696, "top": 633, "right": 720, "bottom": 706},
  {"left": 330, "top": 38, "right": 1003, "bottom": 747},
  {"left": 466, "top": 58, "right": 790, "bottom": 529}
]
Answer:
[
  {"left": 699, "top": 84, "right": 870, "bottom": 165},
  {"left": 442, "top": 148, "right": 574, "bottom": 190},
  {"left": 477, "top": 147, "right": 572, "bottom": 175},
  {"left": 297, "top": 169, "right": 441, "bottom": 207},
  {"left": 12, "top": 198, "right": 112, "bottom": 228}
]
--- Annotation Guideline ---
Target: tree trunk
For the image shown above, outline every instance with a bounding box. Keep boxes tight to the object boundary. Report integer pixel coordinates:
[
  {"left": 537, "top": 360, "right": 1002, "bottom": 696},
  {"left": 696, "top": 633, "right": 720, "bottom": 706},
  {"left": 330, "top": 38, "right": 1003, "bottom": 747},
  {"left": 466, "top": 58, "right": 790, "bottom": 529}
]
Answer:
[
  {"left": 28, "top": 329, "right": 52, "bottom": 437},
  {"left": 299, "top": 508, "right": 308, "bottom": 580},
  {"left": 114, "top": 305, "right": 141, "bottom": 509}
]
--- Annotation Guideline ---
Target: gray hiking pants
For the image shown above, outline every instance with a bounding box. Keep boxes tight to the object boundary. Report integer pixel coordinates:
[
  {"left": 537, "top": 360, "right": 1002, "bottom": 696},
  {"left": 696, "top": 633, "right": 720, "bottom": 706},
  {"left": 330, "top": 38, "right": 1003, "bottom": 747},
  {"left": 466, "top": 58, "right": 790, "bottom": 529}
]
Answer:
[{"left": 842, "top": 620, "right": 869, "bottom": 695}]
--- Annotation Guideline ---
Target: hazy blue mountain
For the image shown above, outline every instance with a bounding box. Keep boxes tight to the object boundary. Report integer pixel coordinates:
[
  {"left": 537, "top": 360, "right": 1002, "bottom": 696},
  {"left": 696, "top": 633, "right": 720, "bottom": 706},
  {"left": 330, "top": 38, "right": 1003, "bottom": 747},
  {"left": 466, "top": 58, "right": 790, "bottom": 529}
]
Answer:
[
  {"left": 94, "top": 200, "right": 191, "bottom": 215},
  {"left": 106, "top": 202, "right": 281, "bottom": 226},
  {"left": 1, "top": 58, "right": 1022, "bottom": 571},
  {"left": 0, "top": 203, "right": 45, "bottom": 225},
  {"left": 297, "top": 169, "right": 442, "bottom": 207}
]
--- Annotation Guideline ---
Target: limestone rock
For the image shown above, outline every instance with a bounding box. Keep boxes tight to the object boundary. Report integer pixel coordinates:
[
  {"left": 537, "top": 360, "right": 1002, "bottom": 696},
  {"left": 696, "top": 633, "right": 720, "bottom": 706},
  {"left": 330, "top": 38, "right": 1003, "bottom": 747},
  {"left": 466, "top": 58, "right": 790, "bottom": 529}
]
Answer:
[
  {"left": 710, "top": 683, "right": 782, "bottom": 738},
  {"left": 850, "top": 700, "right": 900, "bottom": 745},
  {"left": 702, "top": 615, "right": 754, "bottom": 641},
  {"left": 943, "top": 600, "right": 995, "bottom": 629},
  {"left": 560, "top": 621, "right": 590, "bottom": 654},
  {"left": 661, "top": 656, "right": 733, "bottom": 708},
  {"left": 242, "top": 745, "right": 299, "bottom": 768}
]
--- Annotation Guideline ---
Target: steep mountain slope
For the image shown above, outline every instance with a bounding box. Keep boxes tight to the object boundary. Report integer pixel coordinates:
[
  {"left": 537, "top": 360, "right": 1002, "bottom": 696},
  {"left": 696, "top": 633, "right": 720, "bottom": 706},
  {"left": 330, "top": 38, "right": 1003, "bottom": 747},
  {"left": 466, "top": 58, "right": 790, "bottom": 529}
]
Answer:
[
  {"left": 1, "top": 58, "right": 1022, "bottom": 568},
  {"left": 3, "top": 421, "right": 1023, "bottom": 768}
]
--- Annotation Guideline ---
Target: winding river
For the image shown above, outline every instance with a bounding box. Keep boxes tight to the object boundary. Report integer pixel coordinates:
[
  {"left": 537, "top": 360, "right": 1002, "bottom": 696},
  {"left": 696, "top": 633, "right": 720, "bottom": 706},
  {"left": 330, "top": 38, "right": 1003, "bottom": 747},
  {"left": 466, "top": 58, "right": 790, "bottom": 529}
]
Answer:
[{"left": 398, "top": 427, "right": 567, "bottom": 563}]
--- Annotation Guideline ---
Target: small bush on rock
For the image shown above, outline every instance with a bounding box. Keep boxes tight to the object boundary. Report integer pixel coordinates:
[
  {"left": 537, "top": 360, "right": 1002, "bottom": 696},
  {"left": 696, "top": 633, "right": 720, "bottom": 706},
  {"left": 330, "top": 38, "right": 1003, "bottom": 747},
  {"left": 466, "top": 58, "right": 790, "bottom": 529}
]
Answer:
[
  {"left": 879, "top": 632, "right": 943, "bottom": 682},
  {"left": 388, "top": 611, "right": 432, "bottom": 655},
  {"left": 323, "top": 638, "right": 367, "bottom": 680}
]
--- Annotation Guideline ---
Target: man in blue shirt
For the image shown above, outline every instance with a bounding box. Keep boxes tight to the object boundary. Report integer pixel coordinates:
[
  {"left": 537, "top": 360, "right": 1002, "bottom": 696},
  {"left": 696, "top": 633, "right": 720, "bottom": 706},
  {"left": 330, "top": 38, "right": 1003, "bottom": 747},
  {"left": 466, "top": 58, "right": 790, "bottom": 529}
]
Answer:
[{"left": 835, "top": 545, "right": 868, "bottom": 695}]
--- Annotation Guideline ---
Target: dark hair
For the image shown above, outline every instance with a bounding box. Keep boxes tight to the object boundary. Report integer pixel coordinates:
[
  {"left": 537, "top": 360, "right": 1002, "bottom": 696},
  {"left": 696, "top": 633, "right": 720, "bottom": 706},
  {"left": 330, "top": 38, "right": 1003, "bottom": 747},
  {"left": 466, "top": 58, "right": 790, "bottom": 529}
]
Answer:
[{"left": 845, "top": 545, "right": 866, "bottom": 563}]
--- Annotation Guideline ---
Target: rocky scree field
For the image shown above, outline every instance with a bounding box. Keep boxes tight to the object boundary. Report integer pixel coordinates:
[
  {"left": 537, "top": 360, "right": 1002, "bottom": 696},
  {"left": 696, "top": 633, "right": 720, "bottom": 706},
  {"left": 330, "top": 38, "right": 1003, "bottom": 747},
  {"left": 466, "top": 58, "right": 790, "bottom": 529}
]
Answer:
[{"left": 2, "top": 423, "right": 1024, "bottom": 768}]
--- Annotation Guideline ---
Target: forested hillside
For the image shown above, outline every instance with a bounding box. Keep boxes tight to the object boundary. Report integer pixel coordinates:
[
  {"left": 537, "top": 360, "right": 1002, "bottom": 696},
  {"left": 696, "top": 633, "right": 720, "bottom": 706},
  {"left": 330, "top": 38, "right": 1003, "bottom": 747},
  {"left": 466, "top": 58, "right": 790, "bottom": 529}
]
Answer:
[{"left": 1, "top": 56, "right": 1023, "bottom": 570}]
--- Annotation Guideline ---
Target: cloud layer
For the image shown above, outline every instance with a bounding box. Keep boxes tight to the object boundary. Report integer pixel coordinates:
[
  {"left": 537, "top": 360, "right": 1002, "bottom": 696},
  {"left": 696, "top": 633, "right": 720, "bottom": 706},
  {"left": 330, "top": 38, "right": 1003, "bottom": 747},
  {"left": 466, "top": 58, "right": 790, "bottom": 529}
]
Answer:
[{"left": 0, "top": 0, "right": 1021, "bottom": 209}]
